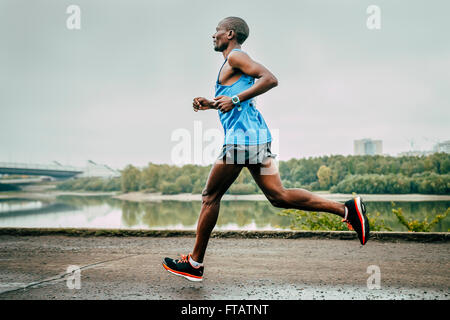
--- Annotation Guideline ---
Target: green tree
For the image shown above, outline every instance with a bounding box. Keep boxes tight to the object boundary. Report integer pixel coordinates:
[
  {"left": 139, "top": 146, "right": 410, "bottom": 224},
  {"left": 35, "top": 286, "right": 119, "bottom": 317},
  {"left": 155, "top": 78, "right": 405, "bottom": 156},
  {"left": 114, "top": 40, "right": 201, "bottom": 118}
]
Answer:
[
  {"left": 228, "top": 183, "right": 257, "bottom": 194},
  {"left": 161, "top": 181, "right": 181, "bottom": 194},
  {"left": 175, "top": 175, "right": 192, "bottom": 193},
  {"left": 141, "top": 163, "right": 160, "bottom": 191},
  {"left": 121, "top": 165, "right": 141, "bottom": 192},
  {"left": 441, "top": 158, "right": 450, "bottom": 174},
  {"left": 192, "top": 179, "right": 205, "bottom": 194},
  {"left": 330, "top": 160, "right": 346, "bottom": 185},
  {"left": 355, "top": 162, "right": 369, "bottom": 175},
  {"left": 317, "top": 165, "right": 332, "bottom": 190}
]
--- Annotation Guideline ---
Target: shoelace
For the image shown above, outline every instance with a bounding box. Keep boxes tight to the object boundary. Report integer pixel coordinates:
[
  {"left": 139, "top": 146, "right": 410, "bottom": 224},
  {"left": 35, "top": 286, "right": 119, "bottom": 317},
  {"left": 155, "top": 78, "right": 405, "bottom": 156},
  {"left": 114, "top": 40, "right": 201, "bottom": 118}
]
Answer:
[
  {"left": 342, "top": 208, "right": 354, "bottom": 231},
  {"left": 178, "top": 254, "right": 189, "bottom": 264},
  {"left": 342, "top": 218, "right": 354, "bottom": 231},
  {"left": 177, "top": 254, "right": 202, "bottom": 270}
]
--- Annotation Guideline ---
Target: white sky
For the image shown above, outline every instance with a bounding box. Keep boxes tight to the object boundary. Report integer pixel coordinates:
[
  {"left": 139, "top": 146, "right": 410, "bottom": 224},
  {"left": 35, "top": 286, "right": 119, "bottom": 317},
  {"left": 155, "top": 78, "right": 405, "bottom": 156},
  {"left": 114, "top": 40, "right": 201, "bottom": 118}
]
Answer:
[{"left": 1, "top": 0, "right": 449, "bottom": 169}]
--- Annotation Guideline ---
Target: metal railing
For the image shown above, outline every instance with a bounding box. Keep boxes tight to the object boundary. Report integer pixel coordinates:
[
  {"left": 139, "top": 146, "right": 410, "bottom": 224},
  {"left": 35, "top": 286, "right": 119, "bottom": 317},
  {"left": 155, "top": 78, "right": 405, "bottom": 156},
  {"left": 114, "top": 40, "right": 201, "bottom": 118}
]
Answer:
[{"left": 0, "top": 162, "right": 82, "bottom": 172}]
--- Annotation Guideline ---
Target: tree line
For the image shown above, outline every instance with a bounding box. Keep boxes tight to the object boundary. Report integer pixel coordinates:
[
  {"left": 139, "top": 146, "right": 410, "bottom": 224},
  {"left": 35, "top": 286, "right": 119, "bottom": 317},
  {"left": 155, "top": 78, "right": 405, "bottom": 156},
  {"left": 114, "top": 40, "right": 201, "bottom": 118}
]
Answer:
[{"left": 57, "top": 153, "right": 450, "bottom": 195}]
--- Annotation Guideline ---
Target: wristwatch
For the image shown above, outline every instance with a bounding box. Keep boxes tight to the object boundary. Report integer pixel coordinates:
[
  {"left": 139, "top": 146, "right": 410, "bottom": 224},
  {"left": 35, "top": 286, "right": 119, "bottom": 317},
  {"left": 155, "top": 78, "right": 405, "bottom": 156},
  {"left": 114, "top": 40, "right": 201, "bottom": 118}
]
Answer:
[{"left": 231, "top": 95, "right": 242, "bottom": 111}]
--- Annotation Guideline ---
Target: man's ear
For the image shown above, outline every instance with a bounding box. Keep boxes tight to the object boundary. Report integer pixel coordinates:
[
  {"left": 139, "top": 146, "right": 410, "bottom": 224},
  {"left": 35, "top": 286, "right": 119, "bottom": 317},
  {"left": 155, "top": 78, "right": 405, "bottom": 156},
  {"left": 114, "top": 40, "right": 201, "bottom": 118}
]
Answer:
[{"left": 227, "top": 30, "right": 234, "bottom": 40}]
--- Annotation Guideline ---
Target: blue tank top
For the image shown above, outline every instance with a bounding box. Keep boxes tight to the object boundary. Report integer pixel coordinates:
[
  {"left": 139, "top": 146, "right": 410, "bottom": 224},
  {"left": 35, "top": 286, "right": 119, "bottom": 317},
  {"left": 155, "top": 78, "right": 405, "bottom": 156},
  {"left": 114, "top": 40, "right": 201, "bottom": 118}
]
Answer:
[{"left": 215, "top": 48, "right": 272, "bottom": 146}]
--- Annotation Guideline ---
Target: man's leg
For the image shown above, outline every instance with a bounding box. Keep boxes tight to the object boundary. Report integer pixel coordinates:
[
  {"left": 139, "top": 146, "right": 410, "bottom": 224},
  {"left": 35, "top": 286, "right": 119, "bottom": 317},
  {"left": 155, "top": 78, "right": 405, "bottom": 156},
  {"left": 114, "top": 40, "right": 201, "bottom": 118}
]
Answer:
[
  {"left": 191, "top": 159, "right": 244, "bottom": 263},
  {"left": 247, "top": 157, "right": 370, "bottom": 245},
  {"left": 246, "top": 158, "right": 345, "bottom": 217}
]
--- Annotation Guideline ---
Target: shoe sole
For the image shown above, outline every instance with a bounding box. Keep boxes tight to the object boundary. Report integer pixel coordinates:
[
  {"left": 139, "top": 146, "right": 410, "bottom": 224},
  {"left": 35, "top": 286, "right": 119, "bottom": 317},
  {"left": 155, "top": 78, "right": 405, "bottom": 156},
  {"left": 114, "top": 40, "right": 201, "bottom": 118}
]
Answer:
[
  {"left": 354, "top": 197, "right": 368, "bottom": 245},
  {"left": 162, "top": 262, "right": 203, "bottom": 282}
]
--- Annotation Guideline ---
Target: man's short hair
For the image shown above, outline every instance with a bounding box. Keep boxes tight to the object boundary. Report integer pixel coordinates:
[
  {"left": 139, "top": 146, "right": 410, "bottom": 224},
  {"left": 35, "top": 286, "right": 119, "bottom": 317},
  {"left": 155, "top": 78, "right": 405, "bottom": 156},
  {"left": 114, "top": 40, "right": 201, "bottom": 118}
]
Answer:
[{"left": 220, "top": 17, "right": 249, "bottom": 44}]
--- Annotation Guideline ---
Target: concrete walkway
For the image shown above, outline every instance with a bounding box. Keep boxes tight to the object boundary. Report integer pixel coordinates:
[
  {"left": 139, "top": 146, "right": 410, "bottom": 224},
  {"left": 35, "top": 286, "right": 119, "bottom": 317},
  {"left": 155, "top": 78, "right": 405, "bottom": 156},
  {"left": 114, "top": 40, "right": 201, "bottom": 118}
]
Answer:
[{"left": 0, "top": 235, "right": 448, "bottom": 300}]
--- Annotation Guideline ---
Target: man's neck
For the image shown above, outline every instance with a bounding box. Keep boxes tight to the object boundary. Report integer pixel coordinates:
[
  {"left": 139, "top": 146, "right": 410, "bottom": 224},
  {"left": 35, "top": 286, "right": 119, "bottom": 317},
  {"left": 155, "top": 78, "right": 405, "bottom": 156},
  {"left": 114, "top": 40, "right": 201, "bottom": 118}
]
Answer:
[{"left": 222, "top": 44, "right": 242, "bottom": 59}]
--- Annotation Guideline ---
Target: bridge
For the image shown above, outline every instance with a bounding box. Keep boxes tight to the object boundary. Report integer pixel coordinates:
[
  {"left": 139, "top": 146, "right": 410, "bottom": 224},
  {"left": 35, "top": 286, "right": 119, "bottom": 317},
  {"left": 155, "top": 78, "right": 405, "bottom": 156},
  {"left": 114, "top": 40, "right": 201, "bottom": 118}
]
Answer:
[{"left": 0, "top": 162, "right": 83, "bottom": 179}]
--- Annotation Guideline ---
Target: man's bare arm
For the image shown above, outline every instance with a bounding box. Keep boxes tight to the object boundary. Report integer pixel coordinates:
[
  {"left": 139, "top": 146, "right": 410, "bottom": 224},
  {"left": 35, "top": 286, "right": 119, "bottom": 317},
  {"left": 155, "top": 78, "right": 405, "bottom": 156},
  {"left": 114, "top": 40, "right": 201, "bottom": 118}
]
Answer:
[
  {"left": 227, "top": 51, "right": 278, "bottom": 103},
  {"left": 213, "top": 51, "right": 278, "bottom": 112},
  {"left": 195, "top": 51, "right": 277, "bottom": 113}
]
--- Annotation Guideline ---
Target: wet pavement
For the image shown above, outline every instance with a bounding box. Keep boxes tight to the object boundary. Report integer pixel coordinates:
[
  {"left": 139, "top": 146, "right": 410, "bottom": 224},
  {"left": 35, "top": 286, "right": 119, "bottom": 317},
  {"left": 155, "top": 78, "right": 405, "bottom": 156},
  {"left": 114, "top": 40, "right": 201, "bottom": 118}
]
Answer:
[{"left": 0, "top": 235, "right": 448, "bottom": 300}]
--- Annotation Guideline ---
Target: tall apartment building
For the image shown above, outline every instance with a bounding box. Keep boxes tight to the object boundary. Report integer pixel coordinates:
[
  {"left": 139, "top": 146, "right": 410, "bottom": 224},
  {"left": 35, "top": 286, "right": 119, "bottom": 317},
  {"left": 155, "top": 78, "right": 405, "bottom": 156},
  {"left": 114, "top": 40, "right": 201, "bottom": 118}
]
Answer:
[
  {"left": 354, "top": 139, "right": 383, "bottom": 155},
  {"left": 433, "top": 140, "right": 450, "bottom": 154}
]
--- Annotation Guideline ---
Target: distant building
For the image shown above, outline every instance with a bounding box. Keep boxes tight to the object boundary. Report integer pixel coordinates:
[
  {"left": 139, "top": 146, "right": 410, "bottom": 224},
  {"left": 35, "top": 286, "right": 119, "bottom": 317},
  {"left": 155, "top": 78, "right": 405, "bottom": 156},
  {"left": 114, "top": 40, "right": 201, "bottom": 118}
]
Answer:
[
  {"left": 76, "top": 160, "right": 120, "bottom": 178},
  {"left": 433, "top": 140, "right": 450, "bottom": 154},
  {"left": 397, "top": 150, "right": 433, "bottom": 157},
  {"left": 397, "top": 140, "right": 449, "bottom": 157},
  {"left": 354, "top": 139, "right": 383, "bottom": 155}
]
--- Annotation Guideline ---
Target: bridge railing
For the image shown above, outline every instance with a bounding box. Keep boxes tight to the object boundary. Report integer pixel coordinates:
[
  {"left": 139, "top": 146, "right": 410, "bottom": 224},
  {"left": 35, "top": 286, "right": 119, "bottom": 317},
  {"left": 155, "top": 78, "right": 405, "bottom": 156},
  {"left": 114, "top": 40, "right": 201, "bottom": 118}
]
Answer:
[{"left": 0, "top": 162, "right": 83, "bottom": 172}]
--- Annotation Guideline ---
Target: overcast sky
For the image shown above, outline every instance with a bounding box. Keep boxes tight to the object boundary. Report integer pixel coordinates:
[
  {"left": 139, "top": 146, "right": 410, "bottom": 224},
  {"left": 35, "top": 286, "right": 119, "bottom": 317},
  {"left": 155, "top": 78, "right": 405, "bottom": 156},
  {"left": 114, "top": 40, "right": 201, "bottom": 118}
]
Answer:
[{"left": 1, "top": 0, "right": 449, "bottom": 169}]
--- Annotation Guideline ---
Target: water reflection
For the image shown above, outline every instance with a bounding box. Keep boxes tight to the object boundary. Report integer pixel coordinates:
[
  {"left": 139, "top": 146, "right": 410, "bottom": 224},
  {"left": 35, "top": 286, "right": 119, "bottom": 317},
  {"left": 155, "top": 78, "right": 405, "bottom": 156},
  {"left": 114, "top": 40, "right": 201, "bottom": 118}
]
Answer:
[
  {"left": 0, "top": 196, "right": 448, "bottom": 232},
  {"left": 120, "top": 200, "right": 289, "bottom": 230},
  {"left": 0, "top": 200, "right": 44, "bottom": 213},
  {"left": 365, "top": 202, "right": 450, "bottom": 232}
]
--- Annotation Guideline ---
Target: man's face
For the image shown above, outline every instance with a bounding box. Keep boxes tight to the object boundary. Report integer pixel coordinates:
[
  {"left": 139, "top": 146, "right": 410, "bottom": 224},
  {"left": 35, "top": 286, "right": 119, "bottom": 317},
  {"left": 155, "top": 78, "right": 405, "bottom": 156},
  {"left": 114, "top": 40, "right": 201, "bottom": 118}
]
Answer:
[{"left": 212, "top": 23, "right": 229, "bottom": 52}]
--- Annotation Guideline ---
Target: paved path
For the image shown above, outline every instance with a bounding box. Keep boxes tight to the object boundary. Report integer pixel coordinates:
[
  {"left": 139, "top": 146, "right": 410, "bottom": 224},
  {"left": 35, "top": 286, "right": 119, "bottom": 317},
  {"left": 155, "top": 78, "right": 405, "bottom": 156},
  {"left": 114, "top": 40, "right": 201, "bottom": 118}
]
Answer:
[{"left": 0, "top": 235, "right": 448, "bottom": 300}]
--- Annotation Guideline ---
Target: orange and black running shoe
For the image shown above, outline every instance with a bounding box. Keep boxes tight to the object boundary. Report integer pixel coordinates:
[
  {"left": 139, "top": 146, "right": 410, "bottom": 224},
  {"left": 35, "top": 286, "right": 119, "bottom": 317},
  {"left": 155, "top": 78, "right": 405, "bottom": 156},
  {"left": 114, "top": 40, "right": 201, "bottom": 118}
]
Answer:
[
  {"left": 162, "top": 253, "right": 204, "bottom": 282},
  {"left": 343, "top": 196, "right": 370, "bottom": 245}
]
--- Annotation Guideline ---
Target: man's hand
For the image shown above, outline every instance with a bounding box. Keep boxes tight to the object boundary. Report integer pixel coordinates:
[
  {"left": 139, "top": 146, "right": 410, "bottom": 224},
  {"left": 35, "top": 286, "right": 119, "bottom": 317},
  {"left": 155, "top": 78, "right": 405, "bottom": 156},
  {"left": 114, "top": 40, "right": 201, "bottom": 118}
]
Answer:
[
  {"left": 213, "top": 95, "right": 235, "bottom": 113},
  {"left": 193, "top": 97, "right": 214, "bottom": 112}
]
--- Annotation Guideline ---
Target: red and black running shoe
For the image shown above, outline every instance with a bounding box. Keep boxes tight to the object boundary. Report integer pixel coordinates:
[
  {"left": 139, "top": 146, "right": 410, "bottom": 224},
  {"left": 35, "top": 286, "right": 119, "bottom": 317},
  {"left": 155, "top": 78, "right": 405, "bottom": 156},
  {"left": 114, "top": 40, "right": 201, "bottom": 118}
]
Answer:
[
  {"left": 343, "top": 197, "right": 370, "bottom": 245},
  {"left": 162, "top": 254, "right": 203, "bottom": 282}
]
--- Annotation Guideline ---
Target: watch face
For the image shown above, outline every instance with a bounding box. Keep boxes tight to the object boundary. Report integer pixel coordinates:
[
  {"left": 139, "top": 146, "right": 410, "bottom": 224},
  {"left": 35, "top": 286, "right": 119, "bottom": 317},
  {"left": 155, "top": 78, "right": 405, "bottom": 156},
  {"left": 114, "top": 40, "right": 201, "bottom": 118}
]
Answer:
[{"left": 232, "top": 96, "right": 239, "bottom": 104}]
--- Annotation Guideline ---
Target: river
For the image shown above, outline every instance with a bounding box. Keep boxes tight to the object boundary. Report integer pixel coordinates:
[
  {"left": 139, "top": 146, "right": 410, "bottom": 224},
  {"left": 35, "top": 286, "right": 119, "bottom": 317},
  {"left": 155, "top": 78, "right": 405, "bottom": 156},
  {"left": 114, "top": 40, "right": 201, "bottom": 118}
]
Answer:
[{"left": 0, "top": 195, "right": 448, "bottom": 232}]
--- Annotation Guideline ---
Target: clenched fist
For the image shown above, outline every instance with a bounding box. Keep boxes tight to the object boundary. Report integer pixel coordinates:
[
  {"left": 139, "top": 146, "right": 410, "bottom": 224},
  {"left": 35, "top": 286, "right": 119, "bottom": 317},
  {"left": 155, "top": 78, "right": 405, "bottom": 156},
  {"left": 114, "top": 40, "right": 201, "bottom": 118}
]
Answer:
[
  {"left": 213, "top": 95, "right": 235, "bottom": 113},
  {"left": 193, "top": 97, "right": 215, "bottom": 112}
]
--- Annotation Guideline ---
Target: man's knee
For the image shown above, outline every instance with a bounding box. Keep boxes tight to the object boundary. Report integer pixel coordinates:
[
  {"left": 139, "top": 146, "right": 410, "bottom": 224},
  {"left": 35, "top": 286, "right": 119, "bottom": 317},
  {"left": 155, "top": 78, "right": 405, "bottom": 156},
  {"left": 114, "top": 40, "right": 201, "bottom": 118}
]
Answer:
[
  {"left": 201, "top": 188, "right": 221, "bottom": 206},
  {"left": 266, "top": 189, "right": 288, "bottom": 208}
]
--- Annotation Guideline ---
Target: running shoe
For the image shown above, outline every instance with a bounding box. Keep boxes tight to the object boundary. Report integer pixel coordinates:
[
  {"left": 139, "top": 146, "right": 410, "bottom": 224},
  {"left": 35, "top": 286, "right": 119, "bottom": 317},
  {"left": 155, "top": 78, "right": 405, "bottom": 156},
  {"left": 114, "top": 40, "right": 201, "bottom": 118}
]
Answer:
[
  {"left": 162, "top": 253, "right": 204, "bottom": 282},
  {"left": 343, "top": 197, "right": 370, "bottom": 245}
]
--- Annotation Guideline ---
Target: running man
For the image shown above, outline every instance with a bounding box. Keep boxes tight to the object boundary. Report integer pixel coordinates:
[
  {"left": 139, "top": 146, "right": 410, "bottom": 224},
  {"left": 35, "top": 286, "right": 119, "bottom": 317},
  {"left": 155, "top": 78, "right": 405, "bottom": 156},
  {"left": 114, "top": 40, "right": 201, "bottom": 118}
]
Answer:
[{"left": 162, "top": 17, "right": 370, "bottom": 281}]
